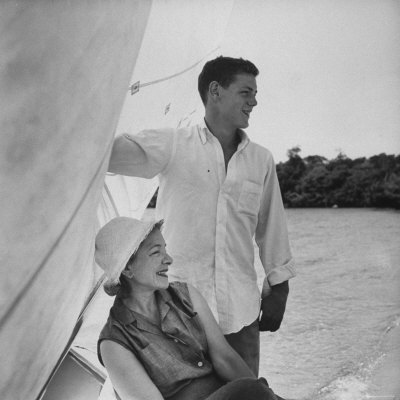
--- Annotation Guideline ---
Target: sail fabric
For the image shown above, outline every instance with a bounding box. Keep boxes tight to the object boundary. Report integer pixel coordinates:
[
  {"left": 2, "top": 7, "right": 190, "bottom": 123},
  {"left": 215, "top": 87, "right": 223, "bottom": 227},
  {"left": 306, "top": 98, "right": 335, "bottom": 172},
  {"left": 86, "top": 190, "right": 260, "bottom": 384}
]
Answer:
[
  {"left": 0, "top": 2, "right": 152, "bottom": 399},
  {"left": 97, "top": 174, "right": 159, "bottom": 225},
  {"left": 0, "top": 0, "right": 235, "bottom": 399},
  {"left": 71, "top": 1, "right": 235, "bottom": 398}
]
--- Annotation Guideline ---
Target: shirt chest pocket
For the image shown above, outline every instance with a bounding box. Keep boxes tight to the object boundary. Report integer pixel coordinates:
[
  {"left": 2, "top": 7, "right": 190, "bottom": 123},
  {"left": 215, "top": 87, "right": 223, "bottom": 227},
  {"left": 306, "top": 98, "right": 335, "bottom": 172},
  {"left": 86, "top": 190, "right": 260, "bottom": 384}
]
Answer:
[{"left": 237, "top": 181, "right": 262, "bottom": 216}]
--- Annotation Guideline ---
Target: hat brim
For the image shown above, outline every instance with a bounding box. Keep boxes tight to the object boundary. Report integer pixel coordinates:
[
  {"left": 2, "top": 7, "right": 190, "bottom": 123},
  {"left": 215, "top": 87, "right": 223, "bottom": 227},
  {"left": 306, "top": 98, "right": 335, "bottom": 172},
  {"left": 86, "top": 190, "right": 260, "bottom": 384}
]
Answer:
[{"left": 104, "top": 219, "right": 164, "bottom": 288}]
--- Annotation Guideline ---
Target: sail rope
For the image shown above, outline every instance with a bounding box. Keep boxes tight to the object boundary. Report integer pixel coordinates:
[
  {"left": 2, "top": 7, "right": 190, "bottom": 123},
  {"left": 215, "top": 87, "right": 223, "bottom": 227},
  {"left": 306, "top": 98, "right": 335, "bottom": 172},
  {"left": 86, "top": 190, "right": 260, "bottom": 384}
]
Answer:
[
  {"left": 129, "top": 46, "right": 220, "bottom": 95},
  {"left": 104, "top": 181, "right": 120, "bottom": 217}
]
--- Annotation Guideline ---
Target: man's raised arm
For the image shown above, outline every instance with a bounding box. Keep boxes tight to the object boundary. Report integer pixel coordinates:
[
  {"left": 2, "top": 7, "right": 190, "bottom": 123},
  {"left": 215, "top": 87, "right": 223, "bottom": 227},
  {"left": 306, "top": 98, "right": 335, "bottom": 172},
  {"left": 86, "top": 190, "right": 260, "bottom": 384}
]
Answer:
[{"left": 108, "top": 129, "right": 175, "bottom": 178}]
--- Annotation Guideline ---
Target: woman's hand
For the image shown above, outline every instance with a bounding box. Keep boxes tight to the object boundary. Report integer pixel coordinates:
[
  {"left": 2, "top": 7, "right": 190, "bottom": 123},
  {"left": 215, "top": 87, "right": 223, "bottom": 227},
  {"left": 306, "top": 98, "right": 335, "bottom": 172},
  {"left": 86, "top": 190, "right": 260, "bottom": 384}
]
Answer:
[{"left": 187, "top": 284, "right": 256, "bottom": 382}]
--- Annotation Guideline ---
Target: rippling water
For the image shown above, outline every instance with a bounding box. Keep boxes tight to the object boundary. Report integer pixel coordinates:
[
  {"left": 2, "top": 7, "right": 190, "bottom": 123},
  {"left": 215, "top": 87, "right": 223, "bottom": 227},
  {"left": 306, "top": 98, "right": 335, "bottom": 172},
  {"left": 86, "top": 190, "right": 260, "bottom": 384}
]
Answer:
[{"left": 257, "top": 208, "right": 400, "bottom": 399}]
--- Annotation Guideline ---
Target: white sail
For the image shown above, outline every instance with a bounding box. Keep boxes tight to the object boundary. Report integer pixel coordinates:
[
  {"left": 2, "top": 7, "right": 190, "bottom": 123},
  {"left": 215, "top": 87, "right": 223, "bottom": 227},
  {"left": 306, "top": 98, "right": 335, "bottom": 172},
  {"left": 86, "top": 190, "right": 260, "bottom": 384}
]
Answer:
[
  {"left": 0, "top": 2, "right": 152, "bottom": 399},
  {"left": 0, "top": 1, "right": 234, "bottom": 399}
]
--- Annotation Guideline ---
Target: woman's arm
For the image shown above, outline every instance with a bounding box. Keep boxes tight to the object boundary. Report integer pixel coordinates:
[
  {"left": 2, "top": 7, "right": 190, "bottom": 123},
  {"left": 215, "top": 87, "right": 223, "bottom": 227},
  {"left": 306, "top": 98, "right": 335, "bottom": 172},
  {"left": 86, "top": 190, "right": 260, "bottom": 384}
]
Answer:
[
  {"left": 187, "top": 284, "right": 256, "bottom": 382},
  {"left": 100, "top": 340, "right": 164, "bottom": 400}
]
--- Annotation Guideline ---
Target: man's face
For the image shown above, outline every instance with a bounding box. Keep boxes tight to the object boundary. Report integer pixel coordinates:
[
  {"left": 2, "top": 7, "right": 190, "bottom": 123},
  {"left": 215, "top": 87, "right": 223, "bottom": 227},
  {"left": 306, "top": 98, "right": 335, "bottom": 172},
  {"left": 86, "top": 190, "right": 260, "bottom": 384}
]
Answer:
[{"left": 217, "top": 73, "right": 258, "bottom": 130}]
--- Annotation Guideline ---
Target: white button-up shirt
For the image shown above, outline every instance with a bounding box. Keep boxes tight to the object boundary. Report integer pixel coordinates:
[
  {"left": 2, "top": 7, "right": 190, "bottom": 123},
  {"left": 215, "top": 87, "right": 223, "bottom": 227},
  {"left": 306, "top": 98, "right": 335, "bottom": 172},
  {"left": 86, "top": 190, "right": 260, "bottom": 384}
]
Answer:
[{"left": 109, "top": 121, "right": 296, "bottom": 334}]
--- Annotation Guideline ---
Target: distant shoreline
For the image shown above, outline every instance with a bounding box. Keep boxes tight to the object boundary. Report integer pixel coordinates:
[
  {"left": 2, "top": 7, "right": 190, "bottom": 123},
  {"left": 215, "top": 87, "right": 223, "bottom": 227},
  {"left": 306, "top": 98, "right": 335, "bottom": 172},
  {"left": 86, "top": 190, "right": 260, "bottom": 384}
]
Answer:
[
  {"left": 147, "top": 203, "right": 400, "bottom": 210},
  {"left": 276, "top": 150, "right": 400, "bottom": 209},
  {"left": 146, "top": 150, "right": 400, "bottom": 210}
]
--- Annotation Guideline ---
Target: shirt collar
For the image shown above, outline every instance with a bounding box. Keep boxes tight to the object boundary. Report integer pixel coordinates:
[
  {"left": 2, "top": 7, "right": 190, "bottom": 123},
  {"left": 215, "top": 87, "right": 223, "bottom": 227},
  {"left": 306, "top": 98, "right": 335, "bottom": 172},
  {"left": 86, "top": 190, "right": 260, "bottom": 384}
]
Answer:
[
  {"left": 198, "top": 119, "right": 250, "bottom": 151},
  {"left": 237, "top": 129, "right": 250, "bottom": 151},
  {"left": 198, "top": 119, "right": 210, "bottom": 144},
  {"left": 111, "top": 289, "right": 172, "bottom": 327}
]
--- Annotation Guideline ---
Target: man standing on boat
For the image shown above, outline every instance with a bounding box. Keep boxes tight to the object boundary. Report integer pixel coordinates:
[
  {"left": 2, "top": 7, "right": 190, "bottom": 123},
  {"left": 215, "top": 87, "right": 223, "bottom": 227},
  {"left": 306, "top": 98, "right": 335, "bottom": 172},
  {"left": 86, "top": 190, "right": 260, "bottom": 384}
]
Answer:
[{"left": 108, "top": 56, "right": 296, "bottom": 375}]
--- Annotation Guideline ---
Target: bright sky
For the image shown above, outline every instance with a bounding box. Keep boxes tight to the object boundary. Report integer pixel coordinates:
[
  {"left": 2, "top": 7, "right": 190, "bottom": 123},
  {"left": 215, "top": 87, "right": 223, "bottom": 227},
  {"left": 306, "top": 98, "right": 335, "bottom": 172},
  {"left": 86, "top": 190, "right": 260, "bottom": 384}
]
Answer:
[{"left": 221, "top": 0, "right": 400, "bottom": 162}]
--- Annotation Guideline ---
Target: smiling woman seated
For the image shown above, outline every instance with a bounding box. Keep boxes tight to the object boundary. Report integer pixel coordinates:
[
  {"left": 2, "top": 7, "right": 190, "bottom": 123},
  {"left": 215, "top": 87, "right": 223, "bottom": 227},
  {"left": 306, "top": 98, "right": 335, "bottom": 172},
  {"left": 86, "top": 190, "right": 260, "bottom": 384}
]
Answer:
[{"left": 95, "top": 217, "right": 283, "bottom": 400}]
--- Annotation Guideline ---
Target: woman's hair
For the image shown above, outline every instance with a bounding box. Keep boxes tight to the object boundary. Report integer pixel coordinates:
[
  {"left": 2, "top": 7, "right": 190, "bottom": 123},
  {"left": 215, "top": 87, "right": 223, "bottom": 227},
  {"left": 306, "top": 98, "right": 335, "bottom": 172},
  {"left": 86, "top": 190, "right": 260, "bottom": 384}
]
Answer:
[
  {"left": 103, "top": 281, "right": 122, "bottom": 297},
  {"left": 103, "top": 275, "right": 130, "bottom": 297},
  {"left": 103, "top": 220, "right": 164, "bottom": 297}
]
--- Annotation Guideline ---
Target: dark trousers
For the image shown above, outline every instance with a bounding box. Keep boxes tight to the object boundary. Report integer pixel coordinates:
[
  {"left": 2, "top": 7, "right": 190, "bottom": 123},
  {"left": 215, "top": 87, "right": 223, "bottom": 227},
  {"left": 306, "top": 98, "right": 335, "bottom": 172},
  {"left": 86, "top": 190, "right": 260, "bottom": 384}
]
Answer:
[
  {"left": 168, "top": 376, "right": 277, "bottom": 400},
  {"left": 224, "top": 319, "right": 260, "bottom": 377},
  {"left": 205, "top": 377, "right": 276, "bottom": 400}
]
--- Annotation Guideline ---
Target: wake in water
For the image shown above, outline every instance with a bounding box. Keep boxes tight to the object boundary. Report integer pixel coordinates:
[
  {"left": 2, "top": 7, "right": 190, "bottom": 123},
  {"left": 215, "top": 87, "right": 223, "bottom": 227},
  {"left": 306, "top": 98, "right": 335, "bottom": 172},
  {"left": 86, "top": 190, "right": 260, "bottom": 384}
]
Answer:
[
  {"left": 313, "top": 315, "right": 400, "bottom": 400},
  {"left": 315, "top": 362, "right": 380, "bottom": 400},
  {"left": 318, "top": 376, "right": 369, "bottom": 400}
]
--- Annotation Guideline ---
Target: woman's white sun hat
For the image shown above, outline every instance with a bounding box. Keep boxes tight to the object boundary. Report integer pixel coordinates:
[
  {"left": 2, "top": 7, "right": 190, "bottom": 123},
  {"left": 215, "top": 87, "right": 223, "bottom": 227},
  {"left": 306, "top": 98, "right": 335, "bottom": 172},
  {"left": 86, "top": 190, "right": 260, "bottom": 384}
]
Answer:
[{"left": 95, "top": 217, "right": 163, "bottom": 294}]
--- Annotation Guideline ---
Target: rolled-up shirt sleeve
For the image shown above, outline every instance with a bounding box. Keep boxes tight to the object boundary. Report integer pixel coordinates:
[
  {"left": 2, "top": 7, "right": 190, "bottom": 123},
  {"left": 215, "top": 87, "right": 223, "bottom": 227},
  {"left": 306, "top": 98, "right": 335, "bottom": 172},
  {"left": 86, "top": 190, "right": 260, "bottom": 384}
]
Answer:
[
  {"left": 108, "top": 128, "right": 175, "bottom": 178},
  {"left": 255, "top": 153, "right": 296, "bottom": 298}
]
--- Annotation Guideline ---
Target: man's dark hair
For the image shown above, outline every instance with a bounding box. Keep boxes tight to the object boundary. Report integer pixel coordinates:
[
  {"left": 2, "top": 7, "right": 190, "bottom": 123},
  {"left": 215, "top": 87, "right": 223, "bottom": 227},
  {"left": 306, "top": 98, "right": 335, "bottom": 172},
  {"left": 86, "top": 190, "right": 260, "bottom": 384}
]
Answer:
[{"left": 198, "top": 56, "right": 259, "bottom": 105}]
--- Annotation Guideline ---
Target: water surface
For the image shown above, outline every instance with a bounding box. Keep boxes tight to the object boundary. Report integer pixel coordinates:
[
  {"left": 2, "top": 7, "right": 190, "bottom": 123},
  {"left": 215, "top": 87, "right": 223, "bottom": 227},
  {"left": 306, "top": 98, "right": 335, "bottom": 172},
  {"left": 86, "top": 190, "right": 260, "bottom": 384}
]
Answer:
[{"left": 257, "top": 208, "right": 400, "bottom": 399}]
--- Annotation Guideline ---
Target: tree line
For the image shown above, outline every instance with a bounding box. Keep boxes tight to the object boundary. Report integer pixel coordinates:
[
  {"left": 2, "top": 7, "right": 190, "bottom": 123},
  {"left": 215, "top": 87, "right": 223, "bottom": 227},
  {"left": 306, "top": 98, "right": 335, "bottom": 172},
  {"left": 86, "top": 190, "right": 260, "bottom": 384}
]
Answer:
[
  {"left": 148, "top": 148, "right": 400, "bottom": 209},
  {"left": 277, "top": 147, "right": 400, "bottom": 209}
]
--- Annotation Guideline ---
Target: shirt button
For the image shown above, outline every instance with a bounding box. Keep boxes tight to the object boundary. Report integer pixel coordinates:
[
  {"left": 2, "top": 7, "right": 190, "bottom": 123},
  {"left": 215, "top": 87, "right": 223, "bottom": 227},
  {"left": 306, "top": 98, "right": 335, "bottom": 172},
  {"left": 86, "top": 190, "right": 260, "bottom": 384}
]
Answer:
[
  {"left": 197, "top": 361, "right": 203, "bottom": 367},
  {"left": 174, "top": 339, "right": 179, "bottom": 343}
]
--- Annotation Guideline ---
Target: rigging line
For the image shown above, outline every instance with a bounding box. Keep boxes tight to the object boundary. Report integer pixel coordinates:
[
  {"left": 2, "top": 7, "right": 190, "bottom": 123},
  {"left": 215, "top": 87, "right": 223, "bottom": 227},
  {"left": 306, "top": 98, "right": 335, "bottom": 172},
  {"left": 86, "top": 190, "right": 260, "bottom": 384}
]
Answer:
[
  {"left": 104, "top": 182, "right": 120, "bottom": 218},
  {"left": 0, "top": 136, "right": 115, "bottom": 329},
  {"left": 129, "top": 46, "right": 220, "bottom": 93}
]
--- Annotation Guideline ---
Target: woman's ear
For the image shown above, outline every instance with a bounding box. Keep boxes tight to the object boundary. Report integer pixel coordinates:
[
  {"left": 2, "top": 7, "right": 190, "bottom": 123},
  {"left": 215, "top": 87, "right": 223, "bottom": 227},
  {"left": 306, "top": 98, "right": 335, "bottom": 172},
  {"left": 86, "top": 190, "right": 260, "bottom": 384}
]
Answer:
[{"left": 121, "top": 260, "right": 135, "bottom": 279}]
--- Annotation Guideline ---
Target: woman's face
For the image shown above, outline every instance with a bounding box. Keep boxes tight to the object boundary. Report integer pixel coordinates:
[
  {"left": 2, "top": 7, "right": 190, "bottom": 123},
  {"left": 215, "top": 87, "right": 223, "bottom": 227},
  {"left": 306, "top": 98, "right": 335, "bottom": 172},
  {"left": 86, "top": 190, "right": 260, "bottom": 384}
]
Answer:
[{"left": 127, "top": 228, "right": 172, "bottom": 290}]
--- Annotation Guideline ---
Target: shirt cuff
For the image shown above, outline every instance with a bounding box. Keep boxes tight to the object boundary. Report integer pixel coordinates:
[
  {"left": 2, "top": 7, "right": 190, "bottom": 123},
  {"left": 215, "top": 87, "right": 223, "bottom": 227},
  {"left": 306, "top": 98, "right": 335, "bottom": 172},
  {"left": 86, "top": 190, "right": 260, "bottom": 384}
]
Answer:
[{"left": 261, "top": 260, "right": 296, "bottom": 297}]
